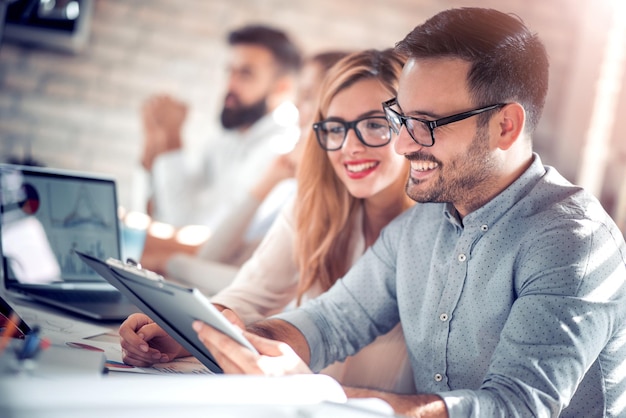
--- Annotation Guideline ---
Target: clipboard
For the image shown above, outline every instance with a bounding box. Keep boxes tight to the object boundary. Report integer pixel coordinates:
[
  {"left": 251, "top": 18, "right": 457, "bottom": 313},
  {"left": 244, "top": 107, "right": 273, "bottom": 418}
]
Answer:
[{"left": 75, "top": 251, "right": 258, "bottom": 374}]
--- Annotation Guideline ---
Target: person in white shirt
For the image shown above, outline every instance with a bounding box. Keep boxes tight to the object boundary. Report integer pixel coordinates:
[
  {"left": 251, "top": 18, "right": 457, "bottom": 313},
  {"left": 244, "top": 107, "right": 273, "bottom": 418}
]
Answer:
[
  {"left": 120, "top": 49, "right": 417, "bottom": 393},
  {"left": 138, "top": 24, "right": 301, "bottom": 226},
  {"left": 136, "top": 25, "right": 302, "bottom": 273},
  {"left": 161, "top": 51, "right": 350, "bottom": 295}
]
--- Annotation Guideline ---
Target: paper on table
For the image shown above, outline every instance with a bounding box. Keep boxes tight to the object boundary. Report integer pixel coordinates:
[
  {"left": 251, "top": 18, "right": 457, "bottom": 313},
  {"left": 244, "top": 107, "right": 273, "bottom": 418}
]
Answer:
[
  {"left": 67, "top": 337, "right": 213, "bottom": 375},
  {"left": 12, "top": 304, "right": 110, "bottom": 343},
  {"left": 8, "top": 302, "right": 212, "bottom": 375},
  {"left": 106, "top": 357, "right": 213, "bottom": 375}
]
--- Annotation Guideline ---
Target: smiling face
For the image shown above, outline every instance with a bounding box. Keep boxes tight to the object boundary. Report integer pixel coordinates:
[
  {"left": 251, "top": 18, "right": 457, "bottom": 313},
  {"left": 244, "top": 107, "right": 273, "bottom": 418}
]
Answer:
[
  {"left": 394, "top": 57, "right": 505, "bottom": 216},
  {"left": 325, "top": 78, "right": 408, "bottom": 202}
]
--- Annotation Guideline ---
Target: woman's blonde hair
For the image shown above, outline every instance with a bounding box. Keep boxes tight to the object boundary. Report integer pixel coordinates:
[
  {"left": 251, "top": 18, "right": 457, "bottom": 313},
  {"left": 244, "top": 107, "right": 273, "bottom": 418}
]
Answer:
[{"left": 294, "top": 49, "right": 410, "bottom": 303}]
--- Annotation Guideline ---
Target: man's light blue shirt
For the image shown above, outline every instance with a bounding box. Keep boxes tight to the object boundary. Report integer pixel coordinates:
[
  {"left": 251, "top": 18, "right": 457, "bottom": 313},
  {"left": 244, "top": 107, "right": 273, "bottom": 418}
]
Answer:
[{"left": 275, "top": 154, "right": 626, "bottom": 417}]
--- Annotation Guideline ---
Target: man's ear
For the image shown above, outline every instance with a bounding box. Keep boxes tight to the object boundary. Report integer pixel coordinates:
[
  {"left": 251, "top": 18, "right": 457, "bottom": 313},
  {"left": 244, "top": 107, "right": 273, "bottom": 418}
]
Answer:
[{"left": 496, "top": 103, "right": 525, "bottom": 150}]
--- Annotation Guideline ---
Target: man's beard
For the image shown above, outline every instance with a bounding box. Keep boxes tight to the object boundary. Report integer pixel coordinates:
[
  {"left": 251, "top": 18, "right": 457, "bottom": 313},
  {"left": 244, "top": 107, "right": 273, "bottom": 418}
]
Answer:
[
  {"left": 404, "top": 126, "right": 496, "bottom": 211},
  {"left": 220, "top": 94, "right": 269, "bottom": 130}
]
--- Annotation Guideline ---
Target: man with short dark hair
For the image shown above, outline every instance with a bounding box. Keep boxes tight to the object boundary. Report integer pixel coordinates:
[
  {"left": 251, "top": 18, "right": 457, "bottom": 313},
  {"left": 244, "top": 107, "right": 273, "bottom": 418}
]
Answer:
[
  {"left": 139, "top": 24, "right": 302, "bottom": 229},
  {"left": 139, "top": 9, "right": 626, "bottom": 418}
]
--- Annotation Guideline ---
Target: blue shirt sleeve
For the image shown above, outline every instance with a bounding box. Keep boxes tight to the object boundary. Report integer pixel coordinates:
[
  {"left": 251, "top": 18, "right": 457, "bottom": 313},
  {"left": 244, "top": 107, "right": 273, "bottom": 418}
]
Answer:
[{"left": 274, "top": 210, "right": 408, "bottom": 372}]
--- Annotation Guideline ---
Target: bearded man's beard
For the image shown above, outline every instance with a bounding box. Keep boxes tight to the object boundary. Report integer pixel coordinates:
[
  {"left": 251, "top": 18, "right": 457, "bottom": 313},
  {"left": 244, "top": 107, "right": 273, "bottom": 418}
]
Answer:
[{"left": 220, "top": 95, "right": 268, "bottom": 130}]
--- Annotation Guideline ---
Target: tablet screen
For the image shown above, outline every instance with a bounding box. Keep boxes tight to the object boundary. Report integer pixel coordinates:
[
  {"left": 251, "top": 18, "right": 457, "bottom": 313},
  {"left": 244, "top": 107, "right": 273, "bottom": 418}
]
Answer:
[{"left": 0, "top": 294, "right": 31, "bottom": 340}]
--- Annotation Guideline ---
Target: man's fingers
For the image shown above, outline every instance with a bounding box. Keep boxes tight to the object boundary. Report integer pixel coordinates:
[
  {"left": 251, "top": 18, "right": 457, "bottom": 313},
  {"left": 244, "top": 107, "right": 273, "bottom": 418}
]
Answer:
[
  {"left": 194, "top": 321, "right": 264, "bottom": 374},
  {"left": 119, "top": 331, "right": 155, "bottom": 358},
  {"left": 119, "top": 314, "right": 153, "bottom": 354},
  {"left": 192, "top": 321, "right": 312, "bottom": 376},
  {"left": 138, "top": 323, "right": 168, "bottom": 341},
  {"left": 120, "top": 313, "right": 153, "bottom": 330},
  {"left": 243, "top": 332, "right": 311, "bottom": 375},
  {"left": 122, "top": 348, "right": 168, "bottom": 367}
]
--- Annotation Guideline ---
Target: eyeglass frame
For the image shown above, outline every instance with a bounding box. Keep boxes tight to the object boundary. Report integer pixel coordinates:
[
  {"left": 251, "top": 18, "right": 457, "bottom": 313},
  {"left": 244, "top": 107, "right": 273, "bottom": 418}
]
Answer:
[
  {"left": 382, "top": 98, "right": 507, "bottom": 147},
  {"left": 312, "top": 115, "right": 393, "bottom": 151}
]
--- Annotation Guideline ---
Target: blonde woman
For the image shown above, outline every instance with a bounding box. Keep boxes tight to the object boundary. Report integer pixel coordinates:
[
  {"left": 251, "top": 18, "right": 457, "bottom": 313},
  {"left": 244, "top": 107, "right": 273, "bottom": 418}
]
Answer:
[{"left": 120, "top": 49, "right": 416, "bottom": 393}]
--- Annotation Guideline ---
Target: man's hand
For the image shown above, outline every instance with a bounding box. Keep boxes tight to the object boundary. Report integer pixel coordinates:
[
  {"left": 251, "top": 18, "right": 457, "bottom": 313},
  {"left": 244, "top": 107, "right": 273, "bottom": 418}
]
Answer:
[
  {"left": 140, "top": 94, "right": 188, "bottom": 170},
  {"left": 192, "top": 319, "right": 312, "bottom": 376},
  {"left": 191, "top": 316, "right": 448, "bottom": 417},
  {"left": 146, "top": 95, "right": 188, "bottom": 139},
  {"left": 119, "top": 313, "right": 189, "bottom": 366}
]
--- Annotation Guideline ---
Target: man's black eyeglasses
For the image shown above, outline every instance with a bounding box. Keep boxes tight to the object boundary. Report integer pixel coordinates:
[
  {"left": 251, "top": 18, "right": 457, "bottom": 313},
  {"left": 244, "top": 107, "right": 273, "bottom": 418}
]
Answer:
[
  {"left": 312, "top": 116, "right": 392, "bottom": 151},
  {"left": 382, "top": 98, "right": 507, "bottom": 147}
]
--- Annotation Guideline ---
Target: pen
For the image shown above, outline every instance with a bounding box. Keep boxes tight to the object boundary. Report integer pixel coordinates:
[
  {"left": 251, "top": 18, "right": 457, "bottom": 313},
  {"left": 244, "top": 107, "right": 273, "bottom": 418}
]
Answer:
[
  {"left": 0, "top": 312, "right": 20, "bottom": 354},
  {"left": 16, "top": 326, "right": 50, "bottom": 361}
]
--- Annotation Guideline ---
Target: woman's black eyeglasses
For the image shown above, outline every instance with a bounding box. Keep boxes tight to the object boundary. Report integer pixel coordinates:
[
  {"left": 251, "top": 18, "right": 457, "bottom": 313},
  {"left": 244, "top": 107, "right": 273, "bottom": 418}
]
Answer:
[{"left": 312, "top": 116, "right": 392, "bottom": 151}]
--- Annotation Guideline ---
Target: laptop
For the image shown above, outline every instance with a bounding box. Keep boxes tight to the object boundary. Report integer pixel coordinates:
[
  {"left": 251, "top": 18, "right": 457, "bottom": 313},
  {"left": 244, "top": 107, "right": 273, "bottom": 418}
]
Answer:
[{"left": 0, "top": 164, "right": 139, "bottom": 321}]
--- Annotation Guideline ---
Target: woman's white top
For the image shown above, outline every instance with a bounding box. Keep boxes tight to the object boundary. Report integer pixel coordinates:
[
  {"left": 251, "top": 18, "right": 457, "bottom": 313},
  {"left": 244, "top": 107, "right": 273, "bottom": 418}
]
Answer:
[{"left": 212, "top": 198, "right": 415, "bottom": 393}]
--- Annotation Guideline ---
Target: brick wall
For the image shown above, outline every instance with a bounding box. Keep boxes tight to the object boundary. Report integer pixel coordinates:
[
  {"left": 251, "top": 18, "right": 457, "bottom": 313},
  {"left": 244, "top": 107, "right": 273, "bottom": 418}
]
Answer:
[{"left": 1, "top": 0, "right": 620, "bottom": 219}]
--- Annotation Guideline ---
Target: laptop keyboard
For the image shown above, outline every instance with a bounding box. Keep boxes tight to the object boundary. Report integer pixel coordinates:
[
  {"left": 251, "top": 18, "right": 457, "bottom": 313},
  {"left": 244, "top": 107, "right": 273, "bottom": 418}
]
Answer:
[{"left": 26, "top": 288, "right": 123, "bottom": 304}]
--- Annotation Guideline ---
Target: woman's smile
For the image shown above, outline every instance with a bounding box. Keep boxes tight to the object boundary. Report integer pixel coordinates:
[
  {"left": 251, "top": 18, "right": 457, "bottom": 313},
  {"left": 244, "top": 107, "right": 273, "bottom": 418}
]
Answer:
[{"left": 344, "top": 159, "right": 380, "bottom": 179}]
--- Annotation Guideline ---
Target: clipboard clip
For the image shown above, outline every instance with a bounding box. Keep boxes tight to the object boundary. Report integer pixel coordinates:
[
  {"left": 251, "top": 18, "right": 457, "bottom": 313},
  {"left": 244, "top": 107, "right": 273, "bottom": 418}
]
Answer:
[{"left": 125, "top": 258, "right": 142, "bottom": 269}]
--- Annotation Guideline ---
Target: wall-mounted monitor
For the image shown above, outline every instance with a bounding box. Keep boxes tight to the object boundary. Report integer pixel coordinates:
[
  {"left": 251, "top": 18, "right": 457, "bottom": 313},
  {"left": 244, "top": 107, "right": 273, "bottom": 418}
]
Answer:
[{"left": 2, "top": 0, "right": 93, "bottom": 53}]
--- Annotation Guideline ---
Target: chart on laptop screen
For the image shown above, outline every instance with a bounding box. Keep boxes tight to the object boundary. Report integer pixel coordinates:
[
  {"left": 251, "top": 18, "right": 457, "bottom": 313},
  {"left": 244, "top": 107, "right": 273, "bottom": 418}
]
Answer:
[{"left": 1, "top": 166, "right": 120, "bottom": 284}]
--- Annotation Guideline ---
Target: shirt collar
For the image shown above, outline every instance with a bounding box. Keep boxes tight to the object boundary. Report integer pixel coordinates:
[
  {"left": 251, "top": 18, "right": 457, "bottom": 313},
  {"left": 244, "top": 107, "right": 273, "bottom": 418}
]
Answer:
[{"left": 443, "top": 153, "right": 547, "bottom": 230}]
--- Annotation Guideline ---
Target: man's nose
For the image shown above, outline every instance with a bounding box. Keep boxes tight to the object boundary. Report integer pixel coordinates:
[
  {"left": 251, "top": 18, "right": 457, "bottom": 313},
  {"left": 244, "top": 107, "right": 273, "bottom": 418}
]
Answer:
[{"left": 394, "top": 125, "right": 421, "bottom": 156}]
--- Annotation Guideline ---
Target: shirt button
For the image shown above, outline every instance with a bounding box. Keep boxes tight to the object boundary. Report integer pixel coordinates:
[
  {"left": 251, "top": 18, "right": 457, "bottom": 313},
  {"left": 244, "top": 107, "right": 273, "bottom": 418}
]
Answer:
[
  {"left": 480, "top": 224, "right": 489, "bottom": 232},
  {"left": 439, "top": 313, "right": 448, "bottom": 322},
  {"left": 434, "top": 373, "right": 443, "bottom": 382},
  {"left": 458, "top": 253, "right": 467, "bottom": 262}
]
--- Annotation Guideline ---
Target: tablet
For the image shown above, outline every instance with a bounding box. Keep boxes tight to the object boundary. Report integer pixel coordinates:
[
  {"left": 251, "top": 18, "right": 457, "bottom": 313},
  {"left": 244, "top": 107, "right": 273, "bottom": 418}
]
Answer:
[
  {"left": 75, "top": 251, "right": 257, "bottom": 373},
  {"left": 0, "top": 294, "right": 31, "bottom": 340}
]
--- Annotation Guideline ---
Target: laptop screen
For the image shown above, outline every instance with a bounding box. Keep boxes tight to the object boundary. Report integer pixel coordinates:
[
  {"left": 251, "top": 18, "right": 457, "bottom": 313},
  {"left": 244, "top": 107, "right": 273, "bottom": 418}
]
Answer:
[{"left": 0, "top": 164, "right": 121, "bottom": 286}]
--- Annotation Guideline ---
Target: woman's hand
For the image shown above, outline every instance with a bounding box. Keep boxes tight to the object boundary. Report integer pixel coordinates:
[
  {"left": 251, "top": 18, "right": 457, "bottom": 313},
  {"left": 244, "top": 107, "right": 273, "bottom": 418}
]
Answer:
[{"left": 119, "top": 313, "right": 189, "bottom": 367}]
